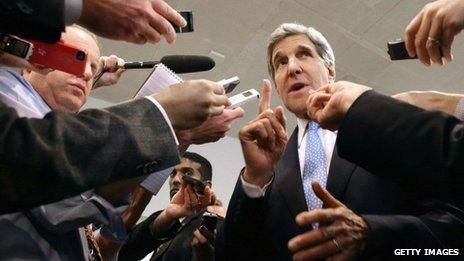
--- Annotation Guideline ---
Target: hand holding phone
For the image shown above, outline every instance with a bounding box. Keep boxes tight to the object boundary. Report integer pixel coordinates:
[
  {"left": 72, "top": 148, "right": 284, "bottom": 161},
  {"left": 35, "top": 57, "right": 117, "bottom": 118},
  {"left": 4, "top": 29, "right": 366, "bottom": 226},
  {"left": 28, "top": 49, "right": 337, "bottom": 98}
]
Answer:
[
  {"left": 170, "top": 11, "right": 194, "bottom": 33},
  {"left": 181, "top": 173, "right": 206, "bottom": 196}
]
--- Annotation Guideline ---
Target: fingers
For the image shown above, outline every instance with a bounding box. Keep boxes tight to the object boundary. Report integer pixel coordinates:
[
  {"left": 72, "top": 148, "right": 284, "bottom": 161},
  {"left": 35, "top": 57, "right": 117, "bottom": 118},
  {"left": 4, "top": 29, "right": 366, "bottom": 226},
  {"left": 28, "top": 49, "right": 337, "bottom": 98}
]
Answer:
[
  {"left": 414, "top": 11, "right": 433, "bottom": 66},
  {"left": 312, "top": 181, "right": 344, "bottom": 208},
  {"left": 292, "top": 236, "right": 350, "bottom": 261},
  {"left": 441, "top": 20, "right": 458, "bottom": 62},
  {"left": 146, "top": 9, "right": 175, "bottom": 44},
  {"left": 225, "top": 107, "right": 245, "bottom": 121},
  {"left": 428, "top": 15, "right": 444, "bottom": 65},
  {"left": 152, "top": 0, "right": 187, "bottom": 27},
  {"left": 275, "top": 106, "right": 287, "bottom": 138},
  {"left": 259, "top": 79, "right": 272, "bottom": 114},
  {"left": 288, "top": 224, "right": 346, "bottom": 252},
  {"left": 405, "top": 12, "right": 422, "bottom": 58},
  {"left": 295, "top": 208, "right": 346, "bottom": 227}
]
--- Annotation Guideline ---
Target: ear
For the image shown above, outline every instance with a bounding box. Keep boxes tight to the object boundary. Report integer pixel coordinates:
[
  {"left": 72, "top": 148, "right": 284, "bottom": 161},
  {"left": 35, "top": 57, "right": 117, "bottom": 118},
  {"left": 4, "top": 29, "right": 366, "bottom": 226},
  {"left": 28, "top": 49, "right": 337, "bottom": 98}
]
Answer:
[{"left": 327, "top": 66, "right": 335, "bottom": 83}]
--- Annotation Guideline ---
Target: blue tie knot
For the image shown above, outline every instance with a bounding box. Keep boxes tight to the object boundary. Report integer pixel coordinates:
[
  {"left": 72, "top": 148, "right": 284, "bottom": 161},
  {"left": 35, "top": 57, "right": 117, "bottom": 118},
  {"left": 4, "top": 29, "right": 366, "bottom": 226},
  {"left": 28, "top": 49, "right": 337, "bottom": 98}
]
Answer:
[{"left": 308, "top": 121, "right": 319, "bottom": 131}]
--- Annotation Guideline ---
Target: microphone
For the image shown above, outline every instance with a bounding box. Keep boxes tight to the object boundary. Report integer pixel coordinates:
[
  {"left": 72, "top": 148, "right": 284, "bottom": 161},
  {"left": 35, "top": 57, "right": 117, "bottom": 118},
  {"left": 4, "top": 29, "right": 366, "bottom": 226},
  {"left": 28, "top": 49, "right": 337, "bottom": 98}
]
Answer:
[{"left": 123, "top": 55, "right": 215, "bottom": 74}]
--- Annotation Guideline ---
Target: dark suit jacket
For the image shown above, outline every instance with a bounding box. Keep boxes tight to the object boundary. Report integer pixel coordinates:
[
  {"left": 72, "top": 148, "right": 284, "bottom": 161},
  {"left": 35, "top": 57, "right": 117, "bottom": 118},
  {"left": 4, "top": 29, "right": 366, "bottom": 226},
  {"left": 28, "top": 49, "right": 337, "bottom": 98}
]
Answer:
[
  {"left": 219, "top": 126, "right": 464, "bottom": 260},
  {"left": 120, "top": 210, "right": 224, "bottom": 261},
  {"left": 338, "top": 90, "right": 464, "bottom": 198},
  {"left": 0, "top": 0, "right": 64, "bottom": 42},
  {"left": 0, "top": 98, "right": 180, "bottom": 214}
]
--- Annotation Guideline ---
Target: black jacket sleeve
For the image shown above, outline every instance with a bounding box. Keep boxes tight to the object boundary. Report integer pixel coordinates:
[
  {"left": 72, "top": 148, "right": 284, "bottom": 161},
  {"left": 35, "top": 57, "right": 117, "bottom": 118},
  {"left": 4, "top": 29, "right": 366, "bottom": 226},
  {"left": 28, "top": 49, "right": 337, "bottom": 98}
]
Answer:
[
  {"left": 0, "top": 0, "right": 64, "bottom": 42},
  {"left": 338, "top": 90, "right": 464, "bottom": 191}
]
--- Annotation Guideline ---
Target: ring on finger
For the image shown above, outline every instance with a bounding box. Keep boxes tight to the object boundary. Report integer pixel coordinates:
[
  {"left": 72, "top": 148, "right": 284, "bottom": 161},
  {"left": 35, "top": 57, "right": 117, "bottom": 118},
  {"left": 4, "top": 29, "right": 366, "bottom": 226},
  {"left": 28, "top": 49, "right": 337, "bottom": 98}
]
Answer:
[{"left": 427, "top": 36, "right": 440, "bottom": 45}]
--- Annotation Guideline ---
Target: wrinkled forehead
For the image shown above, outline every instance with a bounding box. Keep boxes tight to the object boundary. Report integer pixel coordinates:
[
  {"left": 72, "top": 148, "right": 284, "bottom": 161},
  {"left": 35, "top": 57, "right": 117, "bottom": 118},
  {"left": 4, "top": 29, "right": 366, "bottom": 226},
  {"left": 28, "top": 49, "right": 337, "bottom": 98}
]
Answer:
[
  {"left": 61, "top": 27, "right": 100, "bottom": 63},
  {"left": 272, "top": 34, "right": 317, "bottom": 61}
]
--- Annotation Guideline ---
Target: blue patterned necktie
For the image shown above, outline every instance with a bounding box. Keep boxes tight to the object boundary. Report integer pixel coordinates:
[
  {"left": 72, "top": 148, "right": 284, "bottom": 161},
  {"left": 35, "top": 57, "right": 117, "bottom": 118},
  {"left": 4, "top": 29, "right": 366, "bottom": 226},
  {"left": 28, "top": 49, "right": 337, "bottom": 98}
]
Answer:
[{"left": 302, "top": 121, "right": 327, "bottom": 211}]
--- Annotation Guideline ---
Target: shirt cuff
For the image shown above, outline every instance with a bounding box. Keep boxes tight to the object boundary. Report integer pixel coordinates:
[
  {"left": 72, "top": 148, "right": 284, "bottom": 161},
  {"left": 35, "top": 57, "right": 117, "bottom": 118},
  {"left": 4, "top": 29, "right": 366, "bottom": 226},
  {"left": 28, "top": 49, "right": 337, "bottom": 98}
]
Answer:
[
  {"left": 454, "top": 97, "right": 464, "bottom": 121},
  {"left": 145, "top": 96, "right": 179, "bottom": 145},
  {"left": 240, "top": 174, "right": 273, "bottom": 198},
  {"left": 64, "top": 0, "right": 82, "bottom": 25}
]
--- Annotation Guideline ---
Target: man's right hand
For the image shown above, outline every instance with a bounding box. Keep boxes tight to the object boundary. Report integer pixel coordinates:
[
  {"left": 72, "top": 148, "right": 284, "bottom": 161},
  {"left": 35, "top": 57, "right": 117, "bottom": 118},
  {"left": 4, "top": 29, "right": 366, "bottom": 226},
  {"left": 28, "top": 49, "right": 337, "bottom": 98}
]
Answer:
[
  {"left": 153, "top": 80, "right": 230, "bottom": 130},
  {"left": 240, "top": 80, "right": 287, "bottom": 187},
  {"left": 78, "top": 0, "right": 187, "bottom": 44}
]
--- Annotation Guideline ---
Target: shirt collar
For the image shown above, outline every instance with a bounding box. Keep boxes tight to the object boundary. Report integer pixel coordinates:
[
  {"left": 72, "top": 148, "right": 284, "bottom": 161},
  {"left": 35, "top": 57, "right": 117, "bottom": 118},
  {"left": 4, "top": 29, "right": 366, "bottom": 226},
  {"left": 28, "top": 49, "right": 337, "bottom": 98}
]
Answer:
[{"left": 297, "top": 117, "right": 309, "bottom": 148}]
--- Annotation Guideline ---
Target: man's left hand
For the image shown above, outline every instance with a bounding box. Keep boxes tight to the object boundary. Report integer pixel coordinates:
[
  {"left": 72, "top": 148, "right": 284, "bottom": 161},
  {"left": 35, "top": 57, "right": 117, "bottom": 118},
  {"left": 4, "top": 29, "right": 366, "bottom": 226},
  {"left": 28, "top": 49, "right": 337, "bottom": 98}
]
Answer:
[
  {"left": 93, "top": 55, "right": 125, "bottom": 89},
  {"left": 288, "top": 182, "right": 369, "bottom": 261}
]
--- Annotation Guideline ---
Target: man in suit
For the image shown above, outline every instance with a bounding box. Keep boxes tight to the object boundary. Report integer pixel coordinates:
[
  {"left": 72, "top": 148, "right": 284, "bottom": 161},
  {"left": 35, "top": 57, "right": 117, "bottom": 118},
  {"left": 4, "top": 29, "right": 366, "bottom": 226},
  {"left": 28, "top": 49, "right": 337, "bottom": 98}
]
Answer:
[
  {"left": 0, "top": 0, "right": 231, "bottom": 213},
  {"left": 119, "top": 152, "right": 223, "bottom": 261},
  {"left": 219, "top": 23, "right": 464, "bottom": 260}
]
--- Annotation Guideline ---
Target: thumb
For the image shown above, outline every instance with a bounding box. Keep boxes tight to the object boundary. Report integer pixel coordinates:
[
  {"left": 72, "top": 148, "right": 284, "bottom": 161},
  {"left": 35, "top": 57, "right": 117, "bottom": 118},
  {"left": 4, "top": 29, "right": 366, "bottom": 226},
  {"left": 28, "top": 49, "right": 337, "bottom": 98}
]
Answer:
[{"left": 312, "top": 181, "right": 344, "bottom": 208}]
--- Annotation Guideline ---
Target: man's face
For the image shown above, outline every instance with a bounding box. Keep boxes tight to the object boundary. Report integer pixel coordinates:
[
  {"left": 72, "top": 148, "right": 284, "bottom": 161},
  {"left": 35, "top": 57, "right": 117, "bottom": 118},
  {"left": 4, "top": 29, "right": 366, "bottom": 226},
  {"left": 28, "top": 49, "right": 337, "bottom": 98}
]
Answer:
[
  {"left": 272, "top": 34, "right": 335, "bottom": 119},
  {"left": 25, "top": 27, "right": 101, "bottom": 112},
  {"left": 168, "top": 158, "right": 203, "bottom": 199}
]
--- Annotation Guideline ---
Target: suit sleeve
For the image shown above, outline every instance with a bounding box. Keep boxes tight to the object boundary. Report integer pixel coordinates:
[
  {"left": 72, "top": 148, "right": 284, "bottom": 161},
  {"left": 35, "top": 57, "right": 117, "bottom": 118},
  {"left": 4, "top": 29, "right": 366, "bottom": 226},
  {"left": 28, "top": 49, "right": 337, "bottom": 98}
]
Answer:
[
  {"left": 217, "top": 177, "right": 274, "bottom": 260},
  {"left": 337, "top": 90, "right": 464, "bottom": 186},
  {"left": 118, "top": 210, "right": 178, "bottom": 261},
  {"left": 0, "top": 0, "right": 64, "bottom": 42},
  {"left": 0, "top": 98, "right": 180, "bottom": 214},
  {"left": 361, "top": 201, "right": 464, "bottom": 258}
]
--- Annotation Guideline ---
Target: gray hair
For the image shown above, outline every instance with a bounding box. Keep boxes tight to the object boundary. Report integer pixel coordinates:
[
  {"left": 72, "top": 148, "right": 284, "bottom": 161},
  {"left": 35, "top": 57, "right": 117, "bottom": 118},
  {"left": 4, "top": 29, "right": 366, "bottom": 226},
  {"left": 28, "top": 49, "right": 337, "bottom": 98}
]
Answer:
[{"left": 266, "top": 23, "right": 335, "bottom": 81}]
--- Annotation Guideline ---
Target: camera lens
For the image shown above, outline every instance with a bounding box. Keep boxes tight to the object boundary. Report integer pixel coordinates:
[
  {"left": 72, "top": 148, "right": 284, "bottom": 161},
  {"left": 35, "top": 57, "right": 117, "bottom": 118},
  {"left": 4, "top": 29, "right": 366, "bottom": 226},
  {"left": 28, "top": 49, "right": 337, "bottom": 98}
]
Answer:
[{"left": 76, "top": 51, "right": 86, "bottom": 61}]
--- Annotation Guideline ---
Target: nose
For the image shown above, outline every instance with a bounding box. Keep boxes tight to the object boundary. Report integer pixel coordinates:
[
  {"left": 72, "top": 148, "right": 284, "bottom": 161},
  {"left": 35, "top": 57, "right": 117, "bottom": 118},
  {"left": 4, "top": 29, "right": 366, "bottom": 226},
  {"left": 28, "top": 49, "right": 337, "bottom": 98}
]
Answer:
[
  {"left": 172, "top": 172, "right": 182, "bottom": 186},
  {"left": 81, "top": 61, "right": 93, "bottom": 82},
  {"left": 287, "top": 57, "right": 302, "bottom": 77}
]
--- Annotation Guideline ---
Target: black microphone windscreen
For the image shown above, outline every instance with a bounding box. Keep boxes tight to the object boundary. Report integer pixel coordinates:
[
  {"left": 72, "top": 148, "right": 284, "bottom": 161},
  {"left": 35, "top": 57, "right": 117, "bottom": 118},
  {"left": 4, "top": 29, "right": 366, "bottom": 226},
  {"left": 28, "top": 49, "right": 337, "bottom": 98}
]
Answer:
[{"left": 160, "top": 55, "right": 215, "bottom": 74}]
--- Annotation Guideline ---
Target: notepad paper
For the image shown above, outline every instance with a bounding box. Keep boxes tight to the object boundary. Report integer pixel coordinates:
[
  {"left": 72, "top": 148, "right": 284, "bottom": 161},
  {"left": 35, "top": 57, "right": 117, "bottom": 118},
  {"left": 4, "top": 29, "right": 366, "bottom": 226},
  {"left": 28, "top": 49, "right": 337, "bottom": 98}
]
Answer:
[
  {"left": 134, "top": 63, "right": 183, "bottom": 98},
  {"left": 136, "top": 63, "right": 182, "bottom": 194}
]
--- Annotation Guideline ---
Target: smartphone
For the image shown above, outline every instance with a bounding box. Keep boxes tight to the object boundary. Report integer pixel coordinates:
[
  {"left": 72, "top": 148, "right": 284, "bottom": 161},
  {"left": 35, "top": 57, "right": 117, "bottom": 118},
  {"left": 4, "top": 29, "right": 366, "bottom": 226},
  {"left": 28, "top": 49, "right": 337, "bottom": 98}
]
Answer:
[
  {"left": 387, "top": 39, "right": 417, "bottom": 60},
  {"left": 171, "top": 11, "right": 194, "bottom": 33},
  {"left": 0, "top": 33, "right": 33, "bottom": 59},
  {"left": 217, "top": 76, "right": 240, "bottom": 94},
  {"left": 181, "top": 173, "right": 206, "bottom": 195},
  {"left": 201, "top": 212, "right": 218, "bottom": 232},
  {"left": 0, "top": 34, "right": 88, "bottom": 76},
  {"left": 28, "top": 39, "right": 87, "bottom": 76}
]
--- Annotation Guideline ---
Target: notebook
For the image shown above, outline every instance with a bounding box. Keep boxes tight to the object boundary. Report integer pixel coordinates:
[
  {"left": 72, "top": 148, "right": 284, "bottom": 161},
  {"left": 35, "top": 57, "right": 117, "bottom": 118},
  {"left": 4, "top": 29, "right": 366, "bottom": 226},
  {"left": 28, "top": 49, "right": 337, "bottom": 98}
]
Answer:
[
  {"left": 134, "top": 63, "right": 183, "bottom": 98},
  {"left": 137, "top": 63, "right": 182, "bottom": 194}
]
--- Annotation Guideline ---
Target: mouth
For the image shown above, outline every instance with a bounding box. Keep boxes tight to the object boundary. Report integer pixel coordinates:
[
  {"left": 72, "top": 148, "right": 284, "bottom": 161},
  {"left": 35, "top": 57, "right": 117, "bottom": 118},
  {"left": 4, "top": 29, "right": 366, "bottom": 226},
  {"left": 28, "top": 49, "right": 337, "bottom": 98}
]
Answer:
[
  {"left": 170, "top": 188, "right": 180, "bottom": 198},
  {"left": 69, "top": 83, "right": 86, "bottom": 95},
  {"left": 289, "top": 82, "right": 309, "bottom": 93}
]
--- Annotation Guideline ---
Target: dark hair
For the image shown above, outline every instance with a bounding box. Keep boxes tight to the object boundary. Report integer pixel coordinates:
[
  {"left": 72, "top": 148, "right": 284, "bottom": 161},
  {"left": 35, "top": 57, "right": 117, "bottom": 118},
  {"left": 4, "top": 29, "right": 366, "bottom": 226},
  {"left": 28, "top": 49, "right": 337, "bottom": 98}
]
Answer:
[{"left": 182, "top": 152, "right": 212, "bottom": 181}]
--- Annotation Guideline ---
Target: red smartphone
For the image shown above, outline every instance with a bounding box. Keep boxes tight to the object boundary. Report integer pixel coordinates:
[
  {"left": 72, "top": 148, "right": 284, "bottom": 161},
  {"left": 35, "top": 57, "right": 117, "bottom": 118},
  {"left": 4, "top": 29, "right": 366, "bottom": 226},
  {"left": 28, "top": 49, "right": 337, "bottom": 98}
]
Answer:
[
  {"left": 1, "top": 34, "right": 88, "bottom": 76},
  {"left": 28, "top": 39, "right": 88, "bottom": 76}
]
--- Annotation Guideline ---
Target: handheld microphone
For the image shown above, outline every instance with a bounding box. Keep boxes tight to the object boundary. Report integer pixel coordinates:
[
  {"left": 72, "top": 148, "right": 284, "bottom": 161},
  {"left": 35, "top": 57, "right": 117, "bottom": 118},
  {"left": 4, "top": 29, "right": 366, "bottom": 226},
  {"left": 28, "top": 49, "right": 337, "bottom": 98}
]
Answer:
[
  {"left": 122, "top": 55, "right": 215, "bottom": 73},
  {"left": 93, "top": 55, "right": 216, "bottom": 88}
]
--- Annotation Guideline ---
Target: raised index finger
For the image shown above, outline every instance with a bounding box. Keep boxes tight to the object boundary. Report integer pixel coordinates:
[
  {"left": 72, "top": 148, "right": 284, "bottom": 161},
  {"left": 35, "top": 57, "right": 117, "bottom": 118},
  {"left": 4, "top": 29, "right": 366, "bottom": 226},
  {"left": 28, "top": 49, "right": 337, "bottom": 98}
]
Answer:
[{"left": 259, "top": 79, "right": 272, "bottom": 114}]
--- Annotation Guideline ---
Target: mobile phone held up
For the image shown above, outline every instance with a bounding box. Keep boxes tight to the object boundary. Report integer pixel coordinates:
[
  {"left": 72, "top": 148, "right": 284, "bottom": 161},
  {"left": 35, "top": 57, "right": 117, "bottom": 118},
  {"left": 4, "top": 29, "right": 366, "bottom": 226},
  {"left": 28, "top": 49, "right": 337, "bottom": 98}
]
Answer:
[
  {"left": 0, "top": 34, "right": 87, "bottom": 76},
  {"left": 201, "top": 212, "right": 218, "bottom": 232},
  {"left": 181, "top": 173, "right": 206, "bottom": 195},
  {"left": 170, "top": 11, "right": 194, "bottom": 33}
]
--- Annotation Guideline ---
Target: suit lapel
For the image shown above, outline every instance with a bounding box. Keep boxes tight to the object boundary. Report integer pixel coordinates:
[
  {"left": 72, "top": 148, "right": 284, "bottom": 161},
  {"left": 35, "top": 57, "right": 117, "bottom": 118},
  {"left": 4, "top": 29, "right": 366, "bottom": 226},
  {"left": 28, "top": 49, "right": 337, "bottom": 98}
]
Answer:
[
  {"left": 326, "top": 145, "right": 356, "bottom": 201},
  {"left": 275, "top": 127, "right": 308, "bottom": 218}
]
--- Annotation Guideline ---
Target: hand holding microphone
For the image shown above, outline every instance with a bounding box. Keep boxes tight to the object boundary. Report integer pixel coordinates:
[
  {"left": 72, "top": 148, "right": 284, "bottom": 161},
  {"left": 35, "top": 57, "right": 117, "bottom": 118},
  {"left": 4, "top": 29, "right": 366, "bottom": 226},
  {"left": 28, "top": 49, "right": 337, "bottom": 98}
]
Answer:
[{"left": 92, "top": 55, "right": 215, "bottom": 87}]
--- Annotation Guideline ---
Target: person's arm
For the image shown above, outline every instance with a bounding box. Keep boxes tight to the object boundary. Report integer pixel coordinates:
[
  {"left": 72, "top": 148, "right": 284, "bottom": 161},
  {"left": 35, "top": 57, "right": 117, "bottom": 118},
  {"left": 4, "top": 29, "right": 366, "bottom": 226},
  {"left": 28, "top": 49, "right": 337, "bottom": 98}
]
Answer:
[
  {"left": 337, "top": 90, "right": 464, "bottom": 182},
  {"left": 393, "top": 91, "right": 464, "bottom": 120},
  {"left": 0, "top": 98, "right": 179, "bottom": 214}
]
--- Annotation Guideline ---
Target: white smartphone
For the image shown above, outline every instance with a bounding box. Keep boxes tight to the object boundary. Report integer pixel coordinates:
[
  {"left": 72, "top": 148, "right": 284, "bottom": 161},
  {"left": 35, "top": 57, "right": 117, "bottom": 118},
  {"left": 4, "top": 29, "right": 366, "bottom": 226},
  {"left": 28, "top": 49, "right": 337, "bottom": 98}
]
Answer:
[
  {"left": 217, "top": 76, "right": 240, "bottom": 94},
  {"left": 228, "top": 88, "right": 260, "bottom": 109}
]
